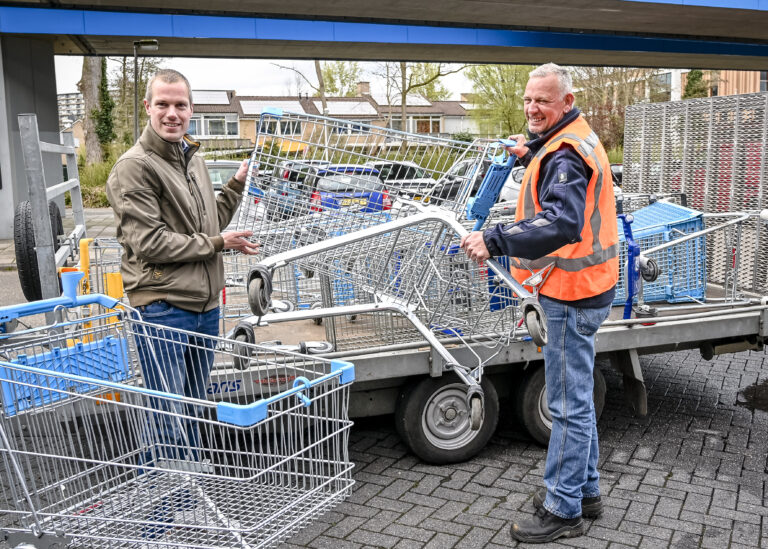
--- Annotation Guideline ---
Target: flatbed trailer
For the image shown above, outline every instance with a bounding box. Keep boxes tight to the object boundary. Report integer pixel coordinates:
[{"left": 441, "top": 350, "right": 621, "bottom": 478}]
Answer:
[{"left": 215, "top": 91, "right": 768, "bottom": 464}]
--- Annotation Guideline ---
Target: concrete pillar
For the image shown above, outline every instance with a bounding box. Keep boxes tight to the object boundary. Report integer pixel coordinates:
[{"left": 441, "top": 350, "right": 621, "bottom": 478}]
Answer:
[
  {"left": 0, "top": 36, "right": 62, "bottom": 239},
  {"left": 670, "top": 69, "right": 683, "bottom": 101}
]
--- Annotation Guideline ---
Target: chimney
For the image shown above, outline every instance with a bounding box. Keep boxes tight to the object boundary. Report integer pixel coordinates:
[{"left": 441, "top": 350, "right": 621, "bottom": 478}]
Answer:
[{"left": 356, "top": 81, "right": 371, "bottom": 96}]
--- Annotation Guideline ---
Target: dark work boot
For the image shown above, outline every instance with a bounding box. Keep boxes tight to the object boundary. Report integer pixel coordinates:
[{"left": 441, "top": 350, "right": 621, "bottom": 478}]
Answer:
[
  {"left": 533, "top": 488, "right": 604, "bottom": 519},
  {"left": 510, "top": 506, "right": 584, "bottom": 544}
]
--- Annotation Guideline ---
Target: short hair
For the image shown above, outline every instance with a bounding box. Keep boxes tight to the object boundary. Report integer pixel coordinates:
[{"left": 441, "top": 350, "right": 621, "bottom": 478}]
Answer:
[
  {"left": 529, "top": 63, "right": 573, "bottom": 97},
  {"left": 145, "top": 69, "right": 193, "bottom": 105}
]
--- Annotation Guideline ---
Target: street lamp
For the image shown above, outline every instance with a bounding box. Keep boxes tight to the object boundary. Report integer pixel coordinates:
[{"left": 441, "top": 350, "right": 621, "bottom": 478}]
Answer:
[{"left": 133, "top": 39, "right": 159, "bottom": 142}]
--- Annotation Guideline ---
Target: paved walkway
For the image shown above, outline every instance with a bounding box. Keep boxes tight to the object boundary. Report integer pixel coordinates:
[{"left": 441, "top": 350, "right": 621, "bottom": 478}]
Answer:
[
  {"left": 0, "top": 207, "right": 116, "bottom": 270},
  {"left": 282, "top": 349, "right": 768, "bottom": 549}
]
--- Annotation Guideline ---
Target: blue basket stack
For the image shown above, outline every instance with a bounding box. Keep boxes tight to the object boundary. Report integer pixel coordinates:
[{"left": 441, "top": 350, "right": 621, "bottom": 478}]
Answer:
[{"left": 614, "top": 201, "right": 706, "bottom": 306}]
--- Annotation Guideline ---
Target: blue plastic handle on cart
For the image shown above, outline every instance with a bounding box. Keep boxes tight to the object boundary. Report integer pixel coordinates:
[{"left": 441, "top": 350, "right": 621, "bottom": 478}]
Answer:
[
  {"left": 467, "top": 149, "right": 517, "bottom": 231},
  {"left": 261, "top": 106, "right": 284, "bottom": 117},
  {"left": 618, "top": 214, "right": 640, "bottom": 320},
  {"left": 0, "top": 271, "right": 120, "bottom": 324},
  {"left": 216, "top": 360, "right": 355, "bottom": 427}
]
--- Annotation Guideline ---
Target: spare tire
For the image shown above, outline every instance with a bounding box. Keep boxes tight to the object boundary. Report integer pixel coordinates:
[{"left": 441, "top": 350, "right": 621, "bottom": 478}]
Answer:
[{"left": 14, "top": 200, "right": 64, "bottom": 301}]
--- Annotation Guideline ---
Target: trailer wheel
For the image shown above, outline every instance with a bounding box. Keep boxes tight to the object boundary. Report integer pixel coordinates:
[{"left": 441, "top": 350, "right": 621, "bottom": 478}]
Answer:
[
  {"left": 14, "top": 200, "right": 64, "bottom": 302},
  {"left": 395, "top": 375, "right": 499, "bottom": 464},
  {"left": 515, "top": 364, "right": 606, "bottom": 446}
]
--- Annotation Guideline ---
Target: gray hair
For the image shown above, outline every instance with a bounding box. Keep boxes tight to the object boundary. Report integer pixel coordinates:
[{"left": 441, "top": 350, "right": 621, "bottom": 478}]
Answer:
[
  {"left": 145, "top": 69, "right": 193, "bottom": 105},
  {"left": 529, "top": 63, "right": 573, "bottom": 97}
]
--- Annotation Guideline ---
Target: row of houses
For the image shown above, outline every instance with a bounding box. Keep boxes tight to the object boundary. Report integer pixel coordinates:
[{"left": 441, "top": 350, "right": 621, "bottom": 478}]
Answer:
[
  {"left": 59, "top": 81, "right": 480, "bottom": 151},
  {"left": 59, "top": 70, "right": 768, "bottom": 152}
]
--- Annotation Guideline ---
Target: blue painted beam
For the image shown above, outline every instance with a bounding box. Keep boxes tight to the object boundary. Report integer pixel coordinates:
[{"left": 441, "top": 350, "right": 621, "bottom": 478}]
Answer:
[
  {"left": 621, "top": 0, "right": 767, "bottom": 9},
  {"left": 1, "top": 6, "right": 767, "bottom": 58}
]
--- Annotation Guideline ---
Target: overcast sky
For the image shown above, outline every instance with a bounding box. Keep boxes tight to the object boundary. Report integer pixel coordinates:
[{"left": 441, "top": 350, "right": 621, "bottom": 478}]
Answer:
[{"left": 54, "top": 56, "right": 473, "bottom": 99}]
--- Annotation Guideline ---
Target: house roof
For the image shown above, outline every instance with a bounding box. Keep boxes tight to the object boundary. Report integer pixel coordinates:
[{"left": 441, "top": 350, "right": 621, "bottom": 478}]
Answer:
[{"left": 186, "top": 89, "right": 471, "bottom": 120}]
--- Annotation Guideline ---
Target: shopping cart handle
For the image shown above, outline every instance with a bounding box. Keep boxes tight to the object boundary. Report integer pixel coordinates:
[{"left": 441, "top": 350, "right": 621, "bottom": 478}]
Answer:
[
  {"left": 0, "top": 271, "right": 120, "bottom": 323},
  {"left": 217, "top": 360, "right": 354, "bottom": 426},
  {"left": 467, "top": 151, "right": 516, "bottom": 231}
]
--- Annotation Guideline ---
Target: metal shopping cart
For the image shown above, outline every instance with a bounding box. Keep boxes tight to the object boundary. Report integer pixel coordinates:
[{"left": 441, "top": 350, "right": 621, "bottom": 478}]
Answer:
[
  {"left": 225, "top": 109, "right": 511, "bottom": 313},
  {"left": 617, "top": 200, "right": 768, "bottom": 320},
  {"left": 0, "top": 272, "right": 354, "bottom": 549},
  {"left": 224, "top": 110, "right": 547, "bottom": 430}
]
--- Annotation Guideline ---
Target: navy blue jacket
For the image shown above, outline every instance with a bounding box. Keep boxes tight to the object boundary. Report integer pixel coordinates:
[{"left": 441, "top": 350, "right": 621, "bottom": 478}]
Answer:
[{"left": 483, "top": 109, "right": 615, "bottom": 308}]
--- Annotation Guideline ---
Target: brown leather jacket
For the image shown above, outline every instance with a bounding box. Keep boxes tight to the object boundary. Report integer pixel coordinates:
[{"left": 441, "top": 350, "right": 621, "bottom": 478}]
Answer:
[{"left": 106, "top": 123, "right": 244, "bottom": 312}]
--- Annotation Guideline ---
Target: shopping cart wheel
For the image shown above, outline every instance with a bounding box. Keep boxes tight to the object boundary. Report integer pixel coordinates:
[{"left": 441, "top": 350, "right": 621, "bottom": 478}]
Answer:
[
  {"left": 639, "top": 257, "right": 660, "bottom": 282},
  {"left": 515, "top": 363, "right": 606, "bottom": 447},
  {"left": 469, "top": 394, "right": 483, "bottom": 431},
  {"left": 524, "top": 307, "right": 547, "bottom": 347},
  {"left": 311, "top": 302, "right": 323, "bottom": 325},
  {"left": 247, "top": 265, "right": 273, "bottom": 316},
  {"left": 230, "top": 323, "right": 256, "bottom": 370},
  {"left": 395, "top": 374, "right": 499, "bottom": 464}
]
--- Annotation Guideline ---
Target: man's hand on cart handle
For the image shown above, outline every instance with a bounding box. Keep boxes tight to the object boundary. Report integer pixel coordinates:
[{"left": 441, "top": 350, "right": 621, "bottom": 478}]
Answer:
[
  {"left": 222, "top": 230, "right": 259, "bottom": 255},
  {"left": 500, "top": 134, "right": 529, "bottom": 158},
  {"left": 234, "top": 159, "right": 255, "bottom": 183},
  {"left": 460, "top": 231, "right": 491, "bottom": 263}
]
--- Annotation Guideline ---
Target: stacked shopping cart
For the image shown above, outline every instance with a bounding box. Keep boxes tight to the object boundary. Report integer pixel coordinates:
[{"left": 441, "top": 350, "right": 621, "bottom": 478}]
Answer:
[{"left": 0, "top": 272, "right": 354, "bottom": 548}]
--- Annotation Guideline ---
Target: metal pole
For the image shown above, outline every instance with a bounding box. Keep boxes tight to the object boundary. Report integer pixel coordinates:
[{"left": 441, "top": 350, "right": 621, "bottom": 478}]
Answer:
[{"left": 133, "top": 42, "right": 139, "bottom": 143}]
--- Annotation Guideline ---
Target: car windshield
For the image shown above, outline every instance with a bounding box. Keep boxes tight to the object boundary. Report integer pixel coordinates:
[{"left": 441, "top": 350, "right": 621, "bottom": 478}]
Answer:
[
  {"left": 378, "top": 164, "right": 427, "bottom": 181},
  {"left": 207, "top": 165, "right": 239, "bottom": 187},
  {"left": 317, "top": 174, "right": 383, "bottom": 192}
]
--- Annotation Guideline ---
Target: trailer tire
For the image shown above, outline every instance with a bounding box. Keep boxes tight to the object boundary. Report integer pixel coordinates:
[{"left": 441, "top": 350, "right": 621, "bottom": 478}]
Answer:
[
  {"left": 515, "top": 364, "right": 606, "bottom": 447},
  {"left": 395, "top": 375, "right": 498, "bottom": 464},
  {"left": 14, "top": 200, "right": 63, "bottom": 302}
]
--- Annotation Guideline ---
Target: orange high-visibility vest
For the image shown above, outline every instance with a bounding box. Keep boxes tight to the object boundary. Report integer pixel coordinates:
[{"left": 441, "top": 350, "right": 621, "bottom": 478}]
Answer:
[{"left": 509, "top": 115, "right": 619, "bottom": 301}]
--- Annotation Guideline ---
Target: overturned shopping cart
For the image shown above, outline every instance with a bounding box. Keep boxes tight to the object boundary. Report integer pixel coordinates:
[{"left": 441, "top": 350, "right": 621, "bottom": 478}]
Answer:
[{"left": 0, "top": 272, "right": 354, "bottom": 549}]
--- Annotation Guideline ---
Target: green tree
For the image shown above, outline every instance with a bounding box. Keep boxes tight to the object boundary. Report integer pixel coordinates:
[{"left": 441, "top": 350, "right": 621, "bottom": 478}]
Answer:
[
  {"left": 683, "top": 69, "right": 709, "bottom": 99},
  {"left": 465, "top": 64, "right": 532, "bottom": 137},
  {"left": 321, "top": 61, "right": 363, "bottom": 97},
  {"left": 94, "top": 57, "right": 116, "bottom": 157}
]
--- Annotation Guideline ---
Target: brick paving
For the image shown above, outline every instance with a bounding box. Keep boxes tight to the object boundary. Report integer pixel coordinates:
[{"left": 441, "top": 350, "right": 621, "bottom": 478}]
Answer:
[{"left": 281, "top": 348, "right": 768, "bottom": 548}]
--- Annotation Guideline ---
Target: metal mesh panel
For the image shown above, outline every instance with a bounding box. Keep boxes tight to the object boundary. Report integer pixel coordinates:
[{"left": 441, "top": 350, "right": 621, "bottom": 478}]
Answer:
[{"left": 623, "top": 93, "right": 768, "bottom": 296}]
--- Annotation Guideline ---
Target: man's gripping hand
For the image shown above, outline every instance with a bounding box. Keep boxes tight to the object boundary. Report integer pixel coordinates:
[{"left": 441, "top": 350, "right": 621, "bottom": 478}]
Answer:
[{"left": 460, "top": 231, "right": 491, "bottom": 263}]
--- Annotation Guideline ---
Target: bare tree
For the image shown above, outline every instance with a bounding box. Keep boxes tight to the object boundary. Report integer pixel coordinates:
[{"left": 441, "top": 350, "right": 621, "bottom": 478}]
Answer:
[
  {"left": 78, "top": 56, "right": 103, "bottom": 164},
  {"left": 375, "top": 62, "right": 467, "bottom": 131},
  {"left": 109, "top": 56, "right": 164, "bottom": 146},
  {"left": 571, "top": 66, "right": 661, "bottom": 151}
]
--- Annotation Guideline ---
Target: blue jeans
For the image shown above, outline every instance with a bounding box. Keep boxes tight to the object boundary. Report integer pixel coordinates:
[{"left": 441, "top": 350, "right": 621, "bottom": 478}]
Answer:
[
  {"left": 539, "top": 295, "right": 611, "bottom": 519},
  {"left": 133, "top": 301, "right": 219, "bottom": 464}
]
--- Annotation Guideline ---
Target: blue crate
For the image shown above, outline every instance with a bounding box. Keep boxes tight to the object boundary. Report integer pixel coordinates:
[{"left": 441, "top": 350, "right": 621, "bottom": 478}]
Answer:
[
  {"left": 1, "top": 336, "right": 130, "bottom": 416},
  {"left": 614, "top": 201, "right": 706, "bottom": 306}
]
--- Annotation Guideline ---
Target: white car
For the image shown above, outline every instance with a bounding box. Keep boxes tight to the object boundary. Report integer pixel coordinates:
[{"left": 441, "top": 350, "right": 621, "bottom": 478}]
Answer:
[{"left": 365, "top": 160, "right": 435, "bottom": 200}]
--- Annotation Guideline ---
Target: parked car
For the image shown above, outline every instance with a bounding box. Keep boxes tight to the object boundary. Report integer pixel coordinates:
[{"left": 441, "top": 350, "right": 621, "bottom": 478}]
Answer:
[
  {"left": 261, "top": 164, "right": 390, "bottom": 220},
  {"left": 364, "top": 160, "right": 435, "bottom": 199},
  {"left": 205, "top": 159, "right": 241, "bottom": 194},
  {"left": 310, "top": 165, "right": 391, "bottom": 213}
]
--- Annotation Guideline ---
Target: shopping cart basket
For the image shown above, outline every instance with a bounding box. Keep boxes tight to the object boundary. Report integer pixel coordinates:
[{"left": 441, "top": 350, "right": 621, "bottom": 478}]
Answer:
[
  {"left": 0, "top": 272, "right": 355, "bottom": 549},
  {"left": 230, "top": 200, "right": 547, "bottom": 430},
  {"left": 620, "top": 205, "right": 768, "bottom": 319},
  {"left": 223, "top": 109, "right": 518, "bottom": 314}
]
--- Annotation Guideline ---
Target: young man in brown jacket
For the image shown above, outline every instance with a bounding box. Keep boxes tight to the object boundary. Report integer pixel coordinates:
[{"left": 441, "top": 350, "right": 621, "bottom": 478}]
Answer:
[{"left": 106, "top": 68, "right": 258, "bottom": 464}]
